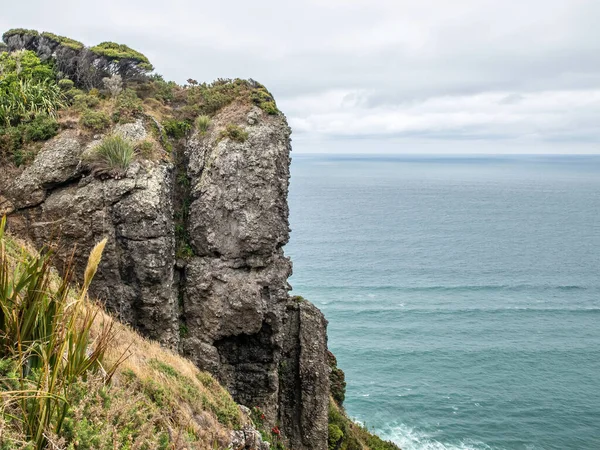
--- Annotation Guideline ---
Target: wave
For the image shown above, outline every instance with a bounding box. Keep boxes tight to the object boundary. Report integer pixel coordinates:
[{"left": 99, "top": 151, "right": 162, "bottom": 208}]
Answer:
[{"left": 377, "top": 423, "right": 495, "bottom": 450}]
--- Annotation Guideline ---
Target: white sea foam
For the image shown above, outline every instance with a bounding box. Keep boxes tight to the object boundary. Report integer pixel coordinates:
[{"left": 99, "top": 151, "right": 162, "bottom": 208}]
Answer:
[{"left": 380, "top": 423, "right": 494, "bottom": 450}]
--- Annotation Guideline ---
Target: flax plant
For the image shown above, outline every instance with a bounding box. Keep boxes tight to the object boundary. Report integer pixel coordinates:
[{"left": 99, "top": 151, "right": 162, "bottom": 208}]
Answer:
[{"left": 0, "top": 217, "right": 121, "bottom": 449}]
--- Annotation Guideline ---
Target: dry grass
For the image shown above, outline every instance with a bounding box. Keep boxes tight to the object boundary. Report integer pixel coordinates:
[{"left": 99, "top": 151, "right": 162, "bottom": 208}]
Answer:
[{"left": 1, "top": 230, "right": 244, "bottom": 450}]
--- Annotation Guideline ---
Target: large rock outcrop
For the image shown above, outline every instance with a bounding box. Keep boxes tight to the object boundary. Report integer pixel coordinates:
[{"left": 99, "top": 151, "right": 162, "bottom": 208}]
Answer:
[{"left": 0, "top": 107, "right": 329, "bottom": 449}]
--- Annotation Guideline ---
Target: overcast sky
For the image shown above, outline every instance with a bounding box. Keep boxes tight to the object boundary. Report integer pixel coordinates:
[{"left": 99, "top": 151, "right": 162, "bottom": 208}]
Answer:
[{"left": 3, "top": 0, "right": 600, "bottom": 153}]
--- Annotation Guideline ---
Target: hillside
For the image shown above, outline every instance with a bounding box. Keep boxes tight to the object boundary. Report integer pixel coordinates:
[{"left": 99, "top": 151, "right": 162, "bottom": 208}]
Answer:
[{"left": 0, "top": 28, "right": 400, "bottom": 450}]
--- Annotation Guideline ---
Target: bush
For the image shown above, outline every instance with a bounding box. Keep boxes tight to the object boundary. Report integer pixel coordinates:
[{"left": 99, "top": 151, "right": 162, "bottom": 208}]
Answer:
[
  {"left": 0, "top": 51, "right": 63, "bottom": 127},
  {"left": 22, "top": 114, "right": 59, "bottom": 141},
  {"left": 103, "top": 74, "right": 123, "bottom": 98},
  {"left": 135, "top": 140, "right": 156, "bottom": 159},
  {"left": 40, "top": 31, "right": 84, "bottom": 50},
  {"left": 0, "top": 115, "right": 58, "bottom": 165},
  {"left": 251, "top": 88, "right": 279, "bottom": 115},
  {"left": 2, "top": 28, "right": 39, "bottom": 40},
  {"left": 92, "top": 135, "right": 135, "bottom": 172},
  {"left": 57, "top": 78, "right": 74, "bottom": 90},
  {"left": 80, "top": 109, "right": 111, "bottom": 131},
  {"left": 73, "top": 93, "right": 100, "bottom": 109},
  {"left": 112, "top": 88, "right": 143, "bottom": 123},
  {"left": 219, "top": 123, "right": 248, "bottom": 143},
  {"left": 195, "top": 115, "right": 211, "bottom": 133},
  {"left": 163, "top": 119, "right": 191, "bottom": 139},
  {"left": 89, "top": 41, "right": 154, "bottom": 82},
  {"left": 147, "top": 74, "right": 177, "bottom": 103},
  {"left": 329, "top": 424, "right": 344, "bottom": 450}
]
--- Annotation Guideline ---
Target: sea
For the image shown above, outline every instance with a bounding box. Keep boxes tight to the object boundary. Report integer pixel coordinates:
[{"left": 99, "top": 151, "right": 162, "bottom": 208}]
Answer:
[{"left": 285, "top": 154, "right": 600, "bottom": 450}]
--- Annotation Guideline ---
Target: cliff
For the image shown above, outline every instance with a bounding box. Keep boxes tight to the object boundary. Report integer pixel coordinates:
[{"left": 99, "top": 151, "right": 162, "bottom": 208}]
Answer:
[{"left": 0, "top": 29, "right": 400, "bottom": 450}]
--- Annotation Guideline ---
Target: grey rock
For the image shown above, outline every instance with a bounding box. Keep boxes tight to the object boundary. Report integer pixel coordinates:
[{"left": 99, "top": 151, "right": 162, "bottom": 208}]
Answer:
[
  {"left": 114, "top": 119, "right": 148, "bottom": 142},
  {"left": 1, "top": 108, "right": 329, "bottom": 449}
]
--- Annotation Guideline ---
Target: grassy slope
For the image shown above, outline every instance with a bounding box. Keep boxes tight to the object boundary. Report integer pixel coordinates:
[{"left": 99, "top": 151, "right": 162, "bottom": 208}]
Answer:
[{"left": 0, "top": 234, "right": 244, "bottom": 450}]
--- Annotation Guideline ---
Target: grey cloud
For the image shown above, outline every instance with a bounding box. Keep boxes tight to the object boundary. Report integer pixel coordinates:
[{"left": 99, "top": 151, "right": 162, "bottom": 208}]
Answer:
[{"left": 2, "top": 0, "right": 600, "bottom": 153}]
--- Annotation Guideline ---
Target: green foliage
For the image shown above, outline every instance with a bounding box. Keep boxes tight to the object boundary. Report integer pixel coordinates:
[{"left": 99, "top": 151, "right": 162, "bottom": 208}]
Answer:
[
  {"left": 57, "top": 78, "right": 74, "bottom": 90},
  {"left": 328, "top": 400, "right": 400, "bottom": 450},
  {"left": 58, "top": 377, "right": 173, "bottom": 450},
  {"left": 21, "top": 114, "right": 59, "bottom": 141},
  {"left": 259, "top": 101, "right": 278, "bottom": 115},
  {"left": 0, "top": 50, "right": 53, "bottom": 82},
  {"left": 195, "top": 114, "right": 211, "bottom": 133},
  {"left": 40, "top": 32, "right": 84, "bottom": 50},
  {"left": 147, "top": 74, "right": 176, "bottom": 103},
  {"left": 0, "top": 51, "right": 63, "bottom": 127},
  {"left": 112, "top": 88, "right": 143, "bottom": 123},
  {"left": 219, "top": 123, "right": 248, "bottom": 143},
  {"left": 90, "top": 42, "right": 153, "bottom": 71},
  {"left": 135, "top": 140, "right": 155, "bottom": 159},
  {"left": 80, "top": 109, "right": 110, "bottom": 131},
  {"left": 176, "top": 243, "right": 194, "bottom": 259},
  {"left": 0, "top": 219, "right": 117, "bottom": 450},
  {"left": 91, "top": 135, "right": 135, "bottom": 171},
  {"left": 328, "top": 351, "right": 347, "bottom": 406},
  {"left": 0, "top": 42, "right": 7, "bottom": 53},
  {"left": 147, "top": 359, "right": 242, "bottom": 429},
  {"left": 251, "top": 88, "right": 279, "bottom": 115},
  {"left": 73, "top": 92, "right": 100, "bottom": 110},
  {"left": 0, "top": 115, "right": 59, "bottom": 165},
  {"left": 2, "top": 29, "right": 39, "bottom": 40},
  {"left": 329, "top": 424, "right": 344, "bottom": 450},
  {"left": 163, "top": 119, "right": 191, "bottom": 139}
]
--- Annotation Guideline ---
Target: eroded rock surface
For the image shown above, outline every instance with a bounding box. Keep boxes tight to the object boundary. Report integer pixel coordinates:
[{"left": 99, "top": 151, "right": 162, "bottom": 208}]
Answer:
[{"left": 1, "top": 107, "right": 329, "bottom": 449}]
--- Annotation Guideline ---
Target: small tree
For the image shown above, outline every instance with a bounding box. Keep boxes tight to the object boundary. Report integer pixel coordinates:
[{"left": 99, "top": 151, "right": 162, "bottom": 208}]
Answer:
[
  {"left": 90, "top": 42, "right": 153, "bottom": 82},
  {"left": 103, "top": 74, "right": 123, "bottom": 98}
]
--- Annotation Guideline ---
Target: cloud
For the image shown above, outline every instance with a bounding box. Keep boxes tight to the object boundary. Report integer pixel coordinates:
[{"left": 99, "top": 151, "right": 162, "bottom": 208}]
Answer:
[{"left": 2, "top": 0, "right": 600, "bottom": 152}]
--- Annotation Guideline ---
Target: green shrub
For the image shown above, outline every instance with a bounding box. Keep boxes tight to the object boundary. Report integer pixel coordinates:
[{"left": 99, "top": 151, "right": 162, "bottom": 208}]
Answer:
[
  {"left": 92, "top": 135, "right": 135, "bottom": 171},
  {"left": 57, "top": 78, "right": 74, "bottom": 90},
  {"left": 80, "top": 109, "right": 111, "bottom": 131},
  {"left": 0, "top": 51, "right": 63, "bottom": 127},
  {"left": 195, "top": 114, "right": 211, "bottom": 133},
  {"left": 22, "top": 114, "right": 59, "bottom": 141},
  {"left": 260, "top": 101, "right": 278, "bottom": 115},
  {"left": 73, "top": 93, "right": 100, "bottom": 109},
  {"left": 90, "top": 42, "right": 153, "bottom": 69},
  {"left": 251, "top": 88, "right": 279, "bottom": 115},
  {"left": 135, "top": 140, "right": 155, "bottom": 159},
  {"left": 112, "top": 88, "right": 143, "bottom": 123},
  {"left": 148, "top": 74, "right": 177, "bottom": 103},
  {"left": 328, "top": 424, "right": 344, "bottom": 450},
  {"left": 0, "top": 115, "right": 58, "bottom": 165},
  {"left": 40, "top": 31, "right": 84, "bottom": 50},
  {"left": 219, "top": 123, "right": 248, "bottom": 143},
  {"left": 2, "top": 28, "right": 39, "bottom": 40},
  {"left": 328, "top": 351, "right": 347, "bottom": 406},
  {"left": 163, "top": 119, "right": 191, "bottom": 139}
]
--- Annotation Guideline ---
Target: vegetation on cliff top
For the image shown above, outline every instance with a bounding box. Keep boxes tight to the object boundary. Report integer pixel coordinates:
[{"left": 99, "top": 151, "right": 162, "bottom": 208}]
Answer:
[
  {"left": 0, "top": 219, "right": 243, "bottom": 449},
  {"left": 0, "top": 28, "right": 280, "bottom": 168}
]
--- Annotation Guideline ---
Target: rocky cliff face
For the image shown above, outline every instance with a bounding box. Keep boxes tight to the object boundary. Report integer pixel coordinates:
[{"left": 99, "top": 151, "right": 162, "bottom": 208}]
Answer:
[{"left": 0, "top": 105, "right": 329, "bottom": 449}]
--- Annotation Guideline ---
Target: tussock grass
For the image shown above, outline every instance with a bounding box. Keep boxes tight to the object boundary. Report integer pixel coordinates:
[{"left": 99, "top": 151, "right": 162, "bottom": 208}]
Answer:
[
  {"left": 195, "top": 115, "right": 211, "bottom": 134},
  {"left": 87, "top": 135, "right": 136, "bottom": 177}
]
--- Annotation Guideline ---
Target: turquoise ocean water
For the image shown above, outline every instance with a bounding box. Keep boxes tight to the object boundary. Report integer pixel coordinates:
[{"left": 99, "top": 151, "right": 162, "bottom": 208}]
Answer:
[{"left": 286, "top": 155, "right": 600, "bottom": 450}]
